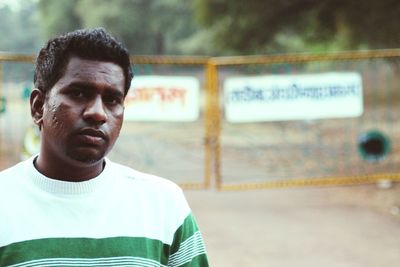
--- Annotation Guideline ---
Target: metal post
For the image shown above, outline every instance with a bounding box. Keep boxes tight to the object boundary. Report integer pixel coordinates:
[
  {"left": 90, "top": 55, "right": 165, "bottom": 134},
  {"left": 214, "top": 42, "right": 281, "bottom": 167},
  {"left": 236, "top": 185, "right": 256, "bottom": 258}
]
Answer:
[{"left": 204, "top": 61, "right": 220, "bottom": 189}]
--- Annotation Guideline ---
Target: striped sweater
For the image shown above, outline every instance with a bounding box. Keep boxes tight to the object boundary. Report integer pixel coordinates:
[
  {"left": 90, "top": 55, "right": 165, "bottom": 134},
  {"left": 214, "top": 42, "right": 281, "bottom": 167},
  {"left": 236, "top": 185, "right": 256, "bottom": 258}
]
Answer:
[{"left": 0, "top": 157, "right": 208, "bottom": 266}]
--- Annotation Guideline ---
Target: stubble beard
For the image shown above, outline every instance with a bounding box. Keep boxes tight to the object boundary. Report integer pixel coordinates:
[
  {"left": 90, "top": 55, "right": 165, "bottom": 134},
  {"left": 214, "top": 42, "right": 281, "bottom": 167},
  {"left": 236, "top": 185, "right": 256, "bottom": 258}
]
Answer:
[{"left": 66, "top": 144, "right": 109, "bottom": 165}]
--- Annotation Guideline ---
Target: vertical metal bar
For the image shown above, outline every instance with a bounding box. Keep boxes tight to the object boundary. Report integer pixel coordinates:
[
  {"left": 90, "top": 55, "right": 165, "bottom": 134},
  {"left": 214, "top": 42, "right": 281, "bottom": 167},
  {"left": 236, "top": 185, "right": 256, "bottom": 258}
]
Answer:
[
  {"left": 0, "top": 61, "right": 3, "bottom": 168},
  {"left": 204, "top": 63, "right": 213, "bottom": 188},
  {"left": 0, "top": 62, "right": 3, "bottom": 98},
  {"left": 211, "top": 62, "right": 221, "bottom": 189},
  {"left": 390, "top": 60, "right": 400, "bottom": 172},
  {"left": 0, "top": 61, "right": 2, "bottom": 92},
  {"left": 204, "top": 61, "right": 220, "bottom": 189}
]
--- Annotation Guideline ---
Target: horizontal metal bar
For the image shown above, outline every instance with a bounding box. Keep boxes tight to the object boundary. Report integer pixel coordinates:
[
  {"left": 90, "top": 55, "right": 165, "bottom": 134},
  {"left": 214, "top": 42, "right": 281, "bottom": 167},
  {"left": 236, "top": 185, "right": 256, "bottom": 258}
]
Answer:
[
  {"left": 219, "top": 174, "right": 400, "bottom": 191},
  {"left": 131, "top": 55, "right": 210, "bottom": 65},
  {"left": 210, "top": 49, "right": 400, "bottom": 66},
  {"left": 0, "top": 52, "right": 35, "bottom": 62}
]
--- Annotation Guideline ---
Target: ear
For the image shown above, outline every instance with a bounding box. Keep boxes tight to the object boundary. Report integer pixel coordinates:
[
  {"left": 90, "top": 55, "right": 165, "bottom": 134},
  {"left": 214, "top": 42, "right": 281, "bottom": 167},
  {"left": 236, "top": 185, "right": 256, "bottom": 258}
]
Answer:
[{"left": 30, "top": 89, "right": 45, "bottom": 129}]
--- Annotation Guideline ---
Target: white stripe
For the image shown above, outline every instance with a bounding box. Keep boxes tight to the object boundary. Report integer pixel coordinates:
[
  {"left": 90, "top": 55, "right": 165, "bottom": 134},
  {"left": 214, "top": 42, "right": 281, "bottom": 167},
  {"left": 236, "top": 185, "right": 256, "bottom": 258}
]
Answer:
[
  {"left": 9, "top": 256, "right": 166, "bottom": 267},
  {"left": 10, "top": 260, "right": 163, "bottom": 267},
  {"left": 11, "top": 261, "right": 156, "bottom": 267},
  {"left": 169, "top": 232, "right": 204, "bottom": 262},
  {"left": 10, "top": 258, "right": 163, "bottom": 267},
  {"left": 171, "top": 234, "right": 204, "bottom": 257},
  {"left": 169, "top": 246, "right": 206, "bottom": 267},
  {"left": 171, "top": 238, "right": 205, "bottom": 264},
  {"left": 169, "top": 247, "right": 206, "bottom": 267},
  {"left": 167, "top": 231, "right": 206, "bottom": 266}
]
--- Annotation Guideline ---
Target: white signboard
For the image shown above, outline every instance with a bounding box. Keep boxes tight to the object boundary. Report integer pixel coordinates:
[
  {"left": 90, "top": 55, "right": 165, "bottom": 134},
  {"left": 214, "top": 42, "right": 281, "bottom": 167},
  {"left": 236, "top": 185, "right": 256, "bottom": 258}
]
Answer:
[
  {"left": 224, "top": 72, "right": 363, "bottom": 123},
  {"left": 124, "top": 76, "right": 200, "bottom": 121}
]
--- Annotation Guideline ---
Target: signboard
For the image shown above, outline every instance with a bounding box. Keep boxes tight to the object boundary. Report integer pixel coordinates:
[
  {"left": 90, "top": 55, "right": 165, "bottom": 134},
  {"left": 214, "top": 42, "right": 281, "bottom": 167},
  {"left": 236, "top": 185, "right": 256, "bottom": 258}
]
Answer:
[
  {"left": 124, "top": 76, "right": 200, "bottom": 122},
  {"left": 224, "top": 72, "right": 363, "bottom": 123}
]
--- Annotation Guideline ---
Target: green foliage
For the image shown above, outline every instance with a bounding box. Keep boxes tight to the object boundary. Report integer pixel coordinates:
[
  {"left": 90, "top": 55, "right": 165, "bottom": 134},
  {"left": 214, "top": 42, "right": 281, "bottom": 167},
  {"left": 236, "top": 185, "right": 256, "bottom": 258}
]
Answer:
[
  {"left": 195, "top": 0, "right": 400, "bottom": 54},
  {"left": 4, "top": 0, "right": 399, "bottom": 56},
  {"left": 38, "top": 0, "right": 200, "bottom": 55},
  {"left": 76, "top": 0, "right": 154, "bottom": 53},
  {"left": 38, "top": 0, "right": 81, "bottom": 37},
  {"left": 0, "top": 1, "right": 42, "bottom": 53}
]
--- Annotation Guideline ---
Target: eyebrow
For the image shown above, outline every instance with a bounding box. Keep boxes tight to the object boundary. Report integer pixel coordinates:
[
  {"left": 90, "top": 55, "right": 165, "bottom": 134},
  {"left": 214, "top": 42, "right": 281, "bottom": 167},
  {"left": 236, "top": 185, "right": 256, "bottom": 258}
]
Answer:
[{"left": 67, "top": 81, "right": 125, "bottom": 98}]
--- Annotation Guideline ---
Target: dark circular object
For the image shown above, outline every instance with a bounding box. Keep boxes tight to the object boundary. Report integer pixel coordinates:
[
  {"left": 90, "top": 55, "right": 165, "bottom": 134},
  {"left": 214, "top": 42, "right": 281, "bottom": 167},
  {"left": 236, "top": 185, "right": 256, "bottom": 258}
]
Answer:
[{"left": 358, "top": 130, "right": 390, "bottom": 162}]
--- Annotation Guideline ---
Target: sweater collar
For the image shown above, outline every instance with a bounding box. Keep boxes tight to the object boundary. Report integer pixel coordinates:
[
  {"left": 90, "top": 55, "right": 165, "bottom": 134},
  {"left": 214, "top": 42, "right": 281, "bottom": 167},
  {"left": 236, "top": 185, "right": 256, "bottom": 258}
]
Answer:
[{"left": 27, "top": 156, "right": 113, "bottom": 195}]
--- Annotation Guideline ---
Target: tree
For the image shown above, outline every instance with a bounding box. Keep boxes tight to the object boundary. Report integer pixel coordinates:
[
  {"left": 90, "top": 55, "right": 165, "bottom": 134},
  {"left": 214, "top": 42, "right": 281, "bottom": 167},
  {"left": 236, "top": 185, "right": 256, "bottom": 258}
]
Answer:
[
  {"left": 37, "top": 0, "right": 200, "bottom": 55},
  {"left": 0, "top": 1, "right": 42, "bottom": 53},
  {"left": 38, "top": 0, "right": 82, "bottom": 38},
  {"left": 195, "top": 0, "right": 400, "bottom": 54}
]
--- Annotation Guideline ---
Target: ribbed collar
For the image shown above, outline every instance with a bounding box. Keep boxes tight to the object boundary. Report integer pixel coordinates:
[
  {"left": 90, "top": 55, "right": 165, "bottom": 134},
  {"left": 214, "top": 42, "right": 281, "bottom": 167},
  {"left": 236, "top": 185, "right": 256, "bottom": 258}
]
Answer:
[{"left": 27, "top": 156, "right": 113, "bottom": 196}]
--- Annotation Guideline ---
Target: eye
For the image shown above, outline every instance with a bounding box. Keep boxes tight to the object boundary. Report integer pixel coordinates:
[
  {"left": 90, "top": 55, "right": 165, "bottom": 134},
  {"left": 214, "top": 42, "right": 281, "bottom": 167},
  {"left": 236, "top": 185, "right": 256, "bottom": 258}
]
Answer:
[
  {"left": 69, "top": 88, "right": 86, "bottom": 98},
  {"left": 104, "top": 93, "right": 123, "bottom": 105},
  {"left": 72, "top": 91, "right": 83, "bottom": 97}
]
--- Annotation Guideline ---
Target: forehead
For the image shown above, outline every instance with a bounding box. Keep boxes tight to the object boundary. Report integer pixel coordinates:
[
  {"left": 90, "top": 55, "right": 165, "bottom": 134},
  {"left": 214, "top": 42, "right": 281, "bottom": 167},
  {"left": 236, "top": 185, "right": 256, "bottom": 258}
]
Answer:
[{"left": 58, "top": 56, "right": 125, "bottom": 91}]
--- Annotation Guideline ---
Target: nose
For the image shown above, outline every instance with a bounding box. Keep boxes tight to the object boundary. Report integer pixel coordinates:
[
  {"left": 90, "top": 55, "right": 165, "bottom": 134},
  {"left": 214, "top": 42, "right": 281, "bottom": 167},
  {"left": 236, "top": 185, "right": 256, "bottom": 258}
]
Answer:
[{"left": 83, "top": 96, "right": 107, "bottom": 124}]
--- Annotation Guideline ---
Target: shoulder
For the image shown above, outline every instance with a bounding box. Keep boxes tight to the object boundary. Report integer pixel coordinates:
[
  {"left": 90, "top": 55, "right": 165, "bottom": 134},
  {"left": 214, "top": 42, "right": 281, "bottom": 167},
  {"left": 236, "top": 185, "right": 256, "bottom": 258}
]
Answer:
[
  {"left": 106, "top": 160, "right": 191, "bottom": 222},
  {"left": 0, "top": 160, "right": 31, "bottom": 199},
  {"left": 106, "top": 160, "right": 185, "bottom": 196},
  {"left": 0, "top": 160, "right": 28, "bottom": 183}
]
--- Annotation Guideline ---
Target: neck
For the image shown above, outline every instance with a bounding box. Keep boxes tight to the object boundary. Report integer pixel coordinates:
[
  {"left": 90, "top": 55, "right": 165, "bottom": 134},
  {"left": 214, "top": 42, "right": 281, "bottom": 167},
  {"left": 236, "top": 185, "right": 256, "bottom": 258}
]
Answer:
[{"left": 34, "top": 154, "right": 105, "bottom": 182}]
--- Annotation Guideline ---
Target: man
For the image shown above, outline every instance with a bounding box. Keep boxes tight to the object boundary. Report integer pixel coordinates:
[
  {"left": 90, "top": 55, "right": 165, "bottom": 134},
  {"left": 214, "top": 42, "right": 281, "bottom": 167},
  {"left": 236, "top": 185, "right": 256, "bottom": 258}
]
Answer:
[{"left": 0, "top": 28, "right": 209, "bottom": 267}]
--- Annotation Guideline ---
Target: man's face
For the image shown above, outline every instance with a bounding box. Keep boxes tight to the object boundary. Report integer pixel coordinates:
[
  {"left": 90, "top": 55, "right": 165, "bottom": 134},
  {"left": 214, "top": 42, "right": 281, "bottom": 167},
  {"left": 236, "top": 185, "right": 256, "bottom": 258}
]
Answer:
[{"left": 40, "top": 56, "right": 125, "bottom": 166}]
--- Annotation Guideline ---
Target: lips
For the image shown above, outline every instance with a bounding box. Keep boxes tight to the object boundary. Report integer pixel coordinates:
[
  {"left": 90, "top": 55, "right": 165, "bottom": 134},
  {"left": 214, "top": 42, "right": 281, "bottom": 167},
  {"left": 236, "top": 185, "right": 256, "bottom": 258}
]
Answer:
[{"left": 77, "top": 128, "right": 107, "bottom": 146}]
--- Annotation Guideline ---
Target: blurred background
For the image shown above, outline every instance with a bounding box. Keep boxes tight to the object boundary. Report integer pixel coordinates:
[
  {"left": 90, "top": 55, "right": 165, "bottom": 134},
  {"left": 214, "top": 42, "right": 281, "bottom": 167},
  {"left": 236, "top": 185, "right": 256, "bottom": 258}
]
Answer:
[
  {"left": 2, "top": 0, "right": 400, "bottom": 55},
  {"left": 1, "top": 0, "right": 400, "bottom": 266}
]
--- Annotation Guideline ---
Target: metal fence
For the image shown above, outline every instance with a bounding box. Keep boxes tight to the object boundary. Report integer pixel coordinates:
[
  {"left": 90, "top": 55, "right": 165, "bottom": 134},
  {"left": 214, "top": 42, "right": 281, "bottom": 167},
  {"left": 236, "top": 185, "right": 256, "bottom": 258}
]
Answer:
[
  {"left": 209, "top": 50, "right": 400, "bottom": 190},
  {"left": 1, "top": 50, "right": 400, "bottom": 190}
]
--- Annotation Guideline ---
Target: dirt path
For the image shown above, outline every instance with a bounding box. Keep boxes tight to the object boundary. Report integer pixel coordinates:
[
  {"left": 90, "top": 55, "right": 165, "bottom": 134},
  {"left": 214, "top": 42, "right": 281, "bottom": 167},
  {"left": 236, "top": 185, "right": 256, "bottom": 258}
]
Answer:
[{"left": 185, "top": 183, "right": 400, "bottom": 267}]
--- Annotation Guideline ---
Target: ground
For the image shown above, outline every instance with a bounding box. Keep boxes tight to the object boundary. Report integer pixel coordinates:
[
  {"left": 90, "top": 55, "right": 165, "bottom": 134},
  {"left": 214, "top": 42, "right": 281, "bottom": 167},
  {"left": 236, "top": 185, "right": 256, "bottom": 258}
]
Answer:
[{"left": 185, "top": 183, "right": 400, "bottom": 267}]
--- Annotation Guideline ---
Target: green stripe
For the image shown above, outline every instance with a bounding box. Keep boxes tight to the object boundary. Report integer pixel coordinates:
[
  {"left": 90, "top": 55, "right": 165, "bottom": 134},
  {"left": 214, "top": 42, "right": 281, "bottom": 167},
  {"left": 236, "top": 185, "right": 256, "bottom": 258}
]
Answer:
[
  {"left": 177, "top": 254, "right": 209, "bottom": 267},
  {"left": 169, "top": 213, "right": 209, "bottom": 266},
  {"left": 168, "top": 232, "right": 208, "bottom": 267},
  {"left": 170, "top": 213, "right": 200, "bottom": 255},
  {"left": 0, "top": 236, "right": 170, "bottom": 266}
]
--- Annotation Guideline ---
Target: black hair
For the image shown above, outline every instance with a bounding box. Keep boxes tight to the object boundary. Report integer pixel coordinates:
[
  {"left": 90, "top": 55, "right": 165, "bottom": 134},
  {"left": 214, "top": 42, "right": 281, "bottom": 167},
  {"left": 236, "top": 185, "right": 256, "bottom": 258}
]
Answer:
[{"left": 34, "top": 27, "right": 133, "bottom": 95}]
